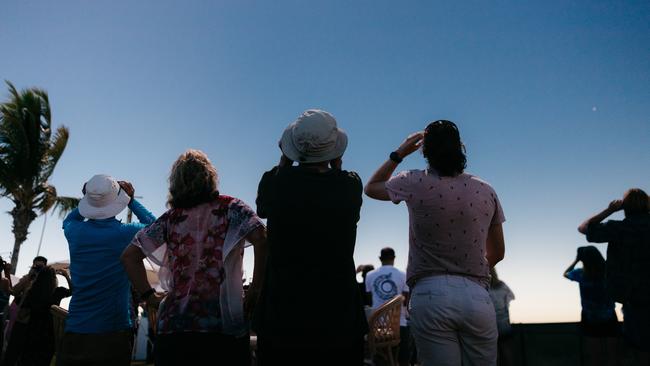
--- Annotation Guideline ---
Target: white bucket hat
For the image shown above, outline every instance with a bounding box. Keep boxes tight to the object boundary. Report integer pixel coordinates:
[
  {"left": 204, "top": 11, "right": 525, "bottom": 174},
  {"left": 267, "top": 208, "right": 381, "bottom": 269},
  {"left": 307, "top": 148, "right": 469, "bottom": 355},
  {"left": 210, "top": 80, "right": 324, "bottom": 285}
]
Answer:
[
  {"left": 78, "top": 174, "right": 131, "bottom": 220},
  {"left": 279, "top": 109, "right": 348, "bottom": 164}
]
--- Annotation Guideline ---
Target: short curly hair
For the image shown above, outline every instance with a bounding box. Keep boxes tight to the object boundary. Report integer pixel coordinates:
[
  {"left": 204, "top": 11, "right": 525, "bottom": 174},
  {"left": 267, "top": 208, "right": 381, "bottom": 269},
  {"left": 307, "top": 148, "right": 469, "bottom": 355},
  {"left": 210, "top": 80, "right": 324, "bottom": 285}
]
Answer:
[
  {"left": 167, "top": 149, "right": 219, "bottom": 209},
  {"left": 422, "top": 120, "right": 467, "bottom": 177}
]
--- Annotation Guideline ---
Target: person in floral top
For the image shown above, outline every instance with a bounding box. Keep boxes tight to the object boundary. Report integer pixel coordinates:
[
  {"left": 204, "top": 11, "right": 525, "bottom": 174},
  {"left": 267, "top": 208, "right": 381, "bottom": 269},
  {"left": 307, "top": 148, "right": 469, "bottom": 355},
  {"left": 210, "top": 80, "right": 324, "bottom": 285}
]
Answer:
[{"left": 121, "top": 149, "right": 267, "bottom": 366}]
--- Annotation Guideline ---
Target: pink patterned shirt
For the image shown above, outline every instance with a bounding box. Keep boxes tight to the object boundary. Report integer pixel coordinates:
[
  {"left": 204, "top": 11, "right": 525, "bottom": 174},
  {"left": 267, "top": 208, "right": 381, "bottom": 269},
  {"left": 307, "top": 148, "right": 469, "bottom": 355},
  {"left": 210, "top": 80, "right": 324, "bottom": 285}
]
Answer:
[{"left": 131, "top": 195, "right": 263, "bottom": 335}]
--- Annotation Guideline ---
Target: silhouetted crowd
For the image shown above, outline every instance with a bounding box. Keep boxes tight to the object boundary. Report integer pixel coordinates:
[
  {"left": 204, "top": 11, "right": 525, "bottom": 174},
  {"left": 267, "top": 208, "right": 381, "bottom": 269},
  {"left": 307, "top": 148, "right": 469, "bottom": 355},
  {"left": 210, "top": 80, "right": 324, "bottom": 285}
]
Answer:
[{"left": 0, "top": 110, "right": 647, "bottom": 366}]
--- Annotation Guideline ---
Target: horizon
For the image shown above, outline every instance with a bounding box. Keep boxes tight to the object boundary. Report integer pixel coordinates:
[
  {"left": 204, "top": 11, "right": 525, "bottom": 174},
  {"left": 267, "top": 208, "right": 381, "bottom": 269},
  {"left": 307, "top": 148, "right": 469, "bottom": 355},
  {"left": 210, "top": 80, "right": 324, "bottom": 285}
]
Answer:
[{"left": 1, "top": 1, "right": 649, "bottom": 324}]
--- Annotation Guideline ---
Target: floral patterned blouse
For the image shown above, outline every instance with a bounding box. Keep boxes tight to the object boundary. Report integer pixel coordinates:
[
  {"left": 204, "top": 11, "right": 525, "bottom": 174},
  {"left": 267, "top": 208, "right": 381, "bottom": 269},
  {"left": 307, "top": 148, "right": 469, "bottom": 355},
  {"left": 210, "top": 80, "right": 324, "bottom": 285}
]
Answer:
[{"left": 131, "top": 195, "right": 263, "bottom": 335}]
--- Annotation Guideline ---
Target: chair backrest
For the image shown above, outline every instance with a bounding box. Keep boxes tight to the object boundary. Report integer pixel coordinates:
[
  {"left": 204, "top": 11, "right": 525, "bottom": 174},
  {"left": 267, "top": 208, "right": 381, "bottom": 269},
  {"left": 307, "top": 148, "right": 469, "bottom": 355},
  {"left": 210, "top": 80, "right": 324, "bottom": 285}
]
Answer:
[
  {"left": 367, "top": 294, "right": 404, "bottom": 353},
  {"left": 50, "top": 305, "right": 68, "bottom": 354}
]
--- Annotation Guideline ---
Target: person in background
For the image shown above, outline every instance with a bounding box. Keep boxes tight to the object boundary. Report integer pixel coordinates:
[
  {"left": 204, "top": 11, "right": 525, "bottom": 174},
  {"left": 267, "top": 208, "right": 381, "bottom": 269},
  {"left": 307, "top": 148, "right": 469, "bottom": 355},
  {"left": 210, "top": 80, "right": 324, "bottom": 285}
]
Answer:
[
  {"left": 52, "top": 269, "right": 72, "bottom": 306},
  {"left": 489, "top": 268, "right": 515, "bottom": 366},
  {"left": 253, "top": 110, "right": 368, "bottom": 365},
  {"left": 11, "top": 256, "right": 48, "bottom": 299},
  {"left": 2, "top": 256, "right": 48, "bottom": 363},
  {"left": 578, "top": 189, "right": 650, "bottom": 365},
  {"left": 58, "top": 176, "right": 155, "bottom": 366},
  {"left": 3, "top": 266, "right": 71, "bottom": 366},
  {"left": 122, "top": 149, "right": 267, "bottom": 366},
  {"left": 365, "top": 120, "right": 506, "bottom": 366},
  {"left": 365, "top": 247, "right": 411, "bottom": 366},
  {"left": 356, "top": 264, "right": 375, "bottom": 307},
  {"left": 0, "top": 257, "right": 13, "bottom": 361},
  {"left": 564, "top": 246, "right": 618, "bottom": 366}
]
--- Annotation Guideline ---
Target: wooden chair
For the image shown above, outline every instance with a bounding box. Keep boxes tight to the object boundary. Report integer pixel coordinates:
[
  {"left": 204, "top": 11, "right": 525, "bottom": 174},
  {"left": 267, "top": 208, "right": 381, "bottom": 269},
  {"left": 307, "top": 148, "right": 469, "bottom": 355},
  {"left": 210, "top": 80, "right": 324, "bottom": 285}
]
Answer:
[
  {"left": 50, "top": 305, "right": 68, "bottom": 356},
  {"left": 367, "top": 295, "right": 404, "bottom": 366}
]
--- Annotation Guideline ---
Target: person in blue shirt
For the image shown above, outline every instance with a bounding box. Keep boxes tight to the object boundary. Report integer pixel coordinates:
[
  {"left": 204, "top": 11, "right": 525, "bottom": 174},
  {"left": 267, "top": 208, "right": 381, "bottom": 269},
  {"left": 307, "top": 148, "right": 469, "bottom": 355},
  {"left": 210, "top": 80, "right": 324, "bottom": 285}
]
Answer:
[
  {"left": 564, "top": 246, "right": 618, "bottom": 366},
  {"left": 58, "top": 175, "right": 155, "bottom": 366}
]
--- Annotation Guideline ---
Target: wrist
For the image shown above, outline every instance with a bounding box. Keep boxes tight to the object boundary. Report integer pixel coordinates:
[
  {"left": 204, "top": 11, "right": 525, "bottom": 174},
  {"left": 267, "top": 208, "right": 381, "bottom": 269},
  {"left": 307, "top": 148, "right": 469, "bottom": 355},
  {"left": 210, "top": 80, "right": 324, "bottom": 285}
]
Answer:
[{"left": 389, "top": 151, "right": 403, "bottom": 164}]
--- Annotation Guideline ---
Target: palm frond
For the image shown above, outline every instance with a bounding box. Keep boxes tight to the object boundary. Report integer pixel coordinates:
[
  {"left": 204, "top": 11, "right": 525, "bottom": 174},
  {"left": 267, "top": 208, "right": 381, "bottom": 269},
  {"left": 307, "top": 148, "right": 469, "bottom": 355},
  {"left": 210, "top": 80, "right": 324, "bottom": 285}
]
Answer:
[
  {"left": 39, "top": 126, "right": 69, "bottom": 182},
  {"left": 34, "top": 184, "right": 57, "bottom": 214},
  {"left": 0, "top": 81, "right": 73, "bottom": 270},
  {"left": 0, "top": 158, "right": 16, "bottom": 195},
  {"left": 52, "top": 196, "right": 80, "bottom": 218},
  {"left": 0, "top": 82, "right": 50, "bottom": 184}
]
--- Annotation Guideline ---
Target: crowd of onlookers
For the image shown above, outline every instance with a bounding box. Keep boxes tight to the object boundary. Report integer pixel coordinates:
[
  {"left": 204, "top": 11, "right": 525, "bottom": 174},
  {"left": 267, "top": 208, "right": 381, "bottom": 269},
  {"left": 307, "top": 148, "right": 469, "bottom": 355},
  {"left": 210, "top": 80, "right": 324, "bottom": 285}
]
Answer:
[
  {"left": 0, "top": 109, "right": 646, "bottom": 366},
  {"left": 566, "top": 188, "right": 650, "bottom": 366}
]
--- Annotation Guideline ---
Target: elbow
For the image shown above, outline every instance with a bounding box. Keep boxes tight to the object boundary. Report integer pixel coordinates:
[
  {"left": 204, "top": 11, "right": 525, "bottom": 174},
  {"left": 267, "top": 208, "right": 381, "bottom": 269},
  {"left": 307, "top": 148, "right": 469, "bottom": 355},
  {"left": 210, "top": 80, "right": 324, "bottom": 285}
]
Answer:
[
  {"left": 577, "top": 225, "right": 587, "bottom": 235},
  {"left": 120, "top": 251, "right": 130, "bottom": 267},
  {"left": 364, "top": 183, "right": 390, "bottom": 201},
  {"left": 492, "top": 252, "right": 505, "bottom": 266},
  {"left": 488, "top": 246, "right": 505, "bottom": 266},
  {"left": 120, "top": 245, "right": 140, "bottom": 266},
  {"left": 495, "top": 249, "right": 505, "bottom": 263}
]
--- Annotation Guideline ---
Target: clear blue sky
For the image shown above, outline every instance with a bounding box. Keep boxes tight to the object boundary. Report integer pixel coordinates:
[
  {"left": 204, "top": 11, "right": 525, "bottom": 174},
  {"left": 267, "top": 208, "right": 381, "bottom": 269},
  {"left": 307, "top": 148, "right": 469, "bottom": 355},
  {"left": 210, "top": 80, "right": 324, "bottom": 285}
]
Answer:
[{"left": 1, "top": 1, "right": 649, "bottom": 323}]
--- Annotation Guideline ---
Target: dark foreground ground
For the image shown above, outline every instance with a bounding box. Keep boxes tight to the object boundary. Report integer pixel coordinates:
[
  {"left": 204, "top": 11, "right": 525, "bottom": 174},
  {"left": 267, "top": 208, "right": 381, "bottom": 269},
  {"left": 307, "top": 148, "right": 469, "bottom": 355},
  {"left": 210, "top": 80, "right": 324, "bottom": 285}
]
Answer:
[{"left": 92, "top": 322, "right": 645, "bottom": 365}]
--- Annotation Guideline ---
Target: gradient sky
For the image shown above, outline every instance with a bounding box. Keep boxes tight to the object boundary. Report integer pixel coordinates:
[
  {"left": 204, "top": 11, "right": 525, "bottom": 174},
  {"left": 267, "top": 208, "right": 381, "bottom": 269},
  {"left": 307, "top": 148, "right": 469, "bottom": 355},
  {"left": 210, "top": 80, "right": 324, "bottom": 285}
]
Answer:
[{"left": 1, "top": 1, "right": 649, "bottom": 323}]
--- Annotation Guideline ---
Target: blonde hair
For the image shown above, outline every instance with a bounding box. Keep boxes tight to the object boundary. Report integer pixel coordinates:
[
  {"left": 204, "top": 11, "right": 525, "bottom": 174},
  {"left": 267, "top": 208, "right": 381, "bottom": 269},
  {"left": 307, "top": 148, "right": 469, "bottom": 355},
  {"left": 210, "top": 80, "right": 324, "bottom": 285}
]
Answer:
[{"left": 167, "top": 149, "right": 219, "bottom": 209}]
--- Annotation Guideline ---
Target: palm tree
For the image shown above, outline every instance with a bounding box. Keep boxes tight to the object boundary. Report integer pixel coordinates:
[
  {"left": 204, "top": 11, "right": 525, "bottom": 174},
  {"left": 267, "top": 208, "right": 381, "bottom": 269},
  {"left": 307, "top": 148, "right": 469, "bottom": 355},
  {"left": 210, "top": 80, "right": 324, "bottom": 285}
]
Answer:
[{"left": 0, "top": 81, "right": 79, "bottom": 273}]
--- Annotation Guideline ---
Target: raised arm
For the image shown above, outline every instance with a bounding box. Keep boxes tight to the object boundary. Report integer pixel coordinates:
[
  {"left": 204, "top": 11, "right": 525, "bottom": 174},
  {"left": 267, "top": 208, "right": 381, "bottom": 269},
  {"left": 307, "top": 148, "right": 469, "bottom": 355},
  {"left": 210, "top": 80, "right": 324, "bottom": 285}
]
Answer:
[
  {"left": 578, "top": 200, "right": 622, "bottom": 234},
  {"left": 244, "top": 226, "right": 268, "bottom": 319},
  {"left": 12, "top": 273, "right": 34, "bottom": 297},
  {"left": 119, "top": 181, "right": 156, "bottom": 225},
  {"left": 563, "top": 257, "right": 579, "bottom": 279},
  {"left": 128, "top": 199, "right": 156, "bottom": 225},
  {"left": 486, "top": 223, "right": 505, "bottom": 267},
  {"left": 56, "top": 269, "right": 73, "bottom": 293},
  {"left": 364, "top": 132, "right": 424, "bottom": 201}
]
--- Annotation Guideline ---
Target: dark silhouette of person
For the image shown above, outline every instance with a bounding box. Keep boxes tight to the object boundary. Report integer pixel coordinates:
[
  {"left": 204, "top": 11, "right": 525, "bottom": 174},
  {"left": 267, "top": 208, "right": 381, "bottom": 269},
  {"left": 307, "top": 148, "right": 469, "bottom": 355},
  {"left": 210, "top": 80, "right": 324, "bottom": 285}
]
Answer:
[
  {"left": 578, "top": 188, "right": 650, "bottom": 363},
  {"left": 253, "top": 110, "right": 367, "bottom": 366}
]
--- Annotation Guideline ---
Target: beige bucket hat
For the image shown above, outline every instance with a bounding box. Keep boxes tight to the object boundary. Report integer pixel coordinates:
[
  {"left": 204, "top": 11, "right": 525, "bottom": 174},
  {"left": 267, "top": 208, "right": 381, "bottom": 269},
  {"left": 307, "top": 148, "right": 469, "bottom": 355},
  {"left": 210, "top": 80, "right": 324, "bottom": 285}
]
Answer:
[
  {"left": 279, "top": 109, "right": 348, "bottom": 164},
  {"left": 78, "top": 174, "right": 130, "bottom": 219}
]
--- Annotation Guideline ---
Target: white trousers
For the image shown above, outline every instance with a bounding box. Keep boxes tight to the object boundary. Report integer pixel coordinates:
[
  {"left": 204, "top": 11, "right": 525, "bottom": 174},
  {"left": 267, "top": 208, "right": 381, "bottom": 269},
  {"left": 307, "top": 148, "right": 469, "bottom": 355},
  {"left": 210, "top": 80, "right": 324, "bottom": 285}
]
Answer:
[{"left": 409, "top": 275, "right": 497, "bottom": 366}]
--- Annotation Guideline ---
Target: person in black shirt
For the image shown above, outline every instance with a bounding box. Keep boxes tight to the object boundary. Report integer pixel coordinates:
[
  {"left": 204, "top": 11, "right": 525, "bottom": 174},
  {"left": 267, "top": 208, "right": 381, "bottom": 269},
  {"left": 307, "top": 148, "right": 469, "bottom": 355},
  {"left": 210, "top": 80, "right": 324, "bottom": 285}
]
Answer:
[
  {"left": 252, "top": 109, "right": 368, "bottom": 366},
  {"left": 578, "top": 188, "right": 650, "bottom": 363}
]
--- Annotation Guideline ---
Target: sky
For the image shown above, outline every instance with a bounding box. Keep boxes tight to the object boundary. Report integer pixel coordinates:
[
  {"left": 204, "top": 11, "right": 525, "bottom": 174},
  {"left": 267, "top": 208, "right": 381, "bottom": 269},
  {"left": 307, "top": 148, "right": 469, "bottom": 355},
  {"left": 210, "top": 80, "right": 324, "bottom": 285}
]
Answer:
[{"left": 1, "top": 0, "right": 649, "bottom": 323}]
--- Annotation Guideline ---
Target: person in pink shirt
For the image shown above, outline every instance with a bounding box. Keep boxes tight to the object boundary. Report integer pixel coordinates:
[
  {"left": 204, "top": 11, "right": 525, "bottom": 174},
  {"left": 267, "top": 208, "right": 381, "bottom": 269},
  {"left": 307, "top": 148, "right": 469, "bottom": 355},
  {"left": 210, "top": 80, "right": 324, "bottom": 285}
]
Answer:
[
  {"left": 121, "top": 150, "right": 267, "bottom": 366},
  {"left": 365, "top": 120, "right": 506, "bottom": 366}
]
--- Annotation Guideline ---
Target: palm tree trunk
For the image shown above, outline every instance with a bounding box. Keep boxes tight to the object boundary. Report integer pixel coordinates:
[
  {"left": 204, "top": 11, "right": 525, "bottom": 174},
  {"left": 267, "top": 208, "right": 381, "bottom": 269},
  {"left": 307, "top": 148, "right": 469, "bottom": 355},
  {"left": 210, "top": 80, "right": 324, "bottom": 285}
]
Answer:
[{"left": 10, "top": 204, "right": 37, "bottom": 275}]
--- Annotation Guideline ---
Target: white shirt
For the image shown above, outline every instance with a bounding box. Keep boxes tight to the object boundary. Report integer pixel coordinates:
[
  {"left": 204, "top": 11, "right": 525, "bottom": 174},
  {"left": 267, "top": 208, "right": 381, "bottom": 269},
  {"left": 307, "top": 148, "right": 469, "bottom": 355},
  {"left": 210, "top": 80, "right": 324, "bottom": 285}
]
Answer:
[
  {"left": 365, "top": 265, "right": 409, "bottom": 326},
  {"left": 489, "top": 282, "right": 515, "bottom": 335}
]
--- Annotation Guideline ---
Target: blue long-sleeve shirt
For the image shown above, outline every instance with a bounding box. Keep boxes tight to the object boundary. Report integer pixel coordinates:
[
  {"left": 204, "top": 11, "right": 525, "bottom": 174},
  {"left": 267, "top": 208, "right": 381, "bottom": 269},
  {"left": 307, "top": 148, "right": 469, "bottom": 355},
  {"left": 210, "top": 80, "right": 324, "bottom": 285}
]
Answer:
[{"left": 62, "top": 199, "right": 156, "bottom": 333}]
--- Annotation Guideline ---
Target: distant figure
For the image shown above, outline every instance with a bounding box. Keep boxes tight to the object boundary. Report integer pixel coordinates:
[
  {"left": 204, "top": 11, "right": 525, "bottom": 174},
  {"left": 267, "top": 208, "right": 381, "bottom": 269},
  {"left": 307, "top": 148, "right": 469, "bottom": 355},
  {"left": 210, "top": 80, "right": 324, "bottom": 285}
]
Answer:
[
  {"left": 356, "top": 264, "right": 375, "bottom": 306},
  {"left": 578, "top": 188, "right": 650, "bottom": 363},
  {"left": 365, "top": 247, "right": 411, "bottom": 366},
  {"left": 253, "top": 110, "right": 368, "bottom": 365},
  {"left": 59, "top": 176, "right": 155, "bottom": 366},
  {"left": 11, "top": 256, "right": 48, "bottom": 299},
  {"left": 122, "top": 150, "right": 267, "bottom": 366},
  {"left": 3, "top": 255, "right": 48, "bottom": 363},
  {"left": 489, "top": 268, "right": 515, "bottom": 366},
  {"left": 564, "top": 246, "right": 618, "bottom": 366},
  {"left": 365, "top": 120, "right": 506, "bottom": 366},
  {"left": 3, "top": 266, "right": 71, "bottom": 366},
  {"left": 0, "top": 257, "right": 12, "bottom": 361}
]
